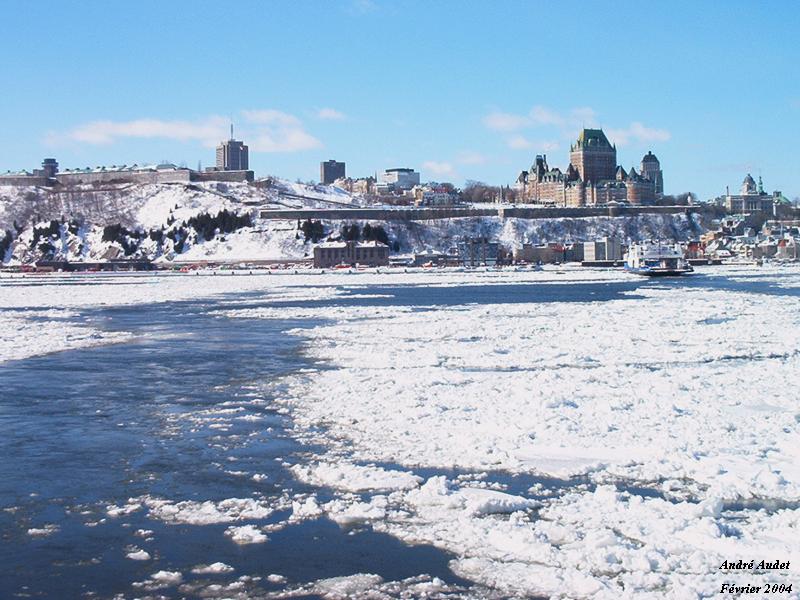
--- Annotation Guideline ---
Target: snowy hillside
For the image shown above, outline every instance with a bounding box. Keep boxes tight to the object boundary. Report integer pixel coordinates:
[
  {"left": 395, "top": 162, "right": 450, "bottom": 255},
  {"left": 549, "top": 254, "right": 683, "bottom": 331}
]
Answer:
[{"left": 0, "top": 180, "right": 707, "bottom": 265}]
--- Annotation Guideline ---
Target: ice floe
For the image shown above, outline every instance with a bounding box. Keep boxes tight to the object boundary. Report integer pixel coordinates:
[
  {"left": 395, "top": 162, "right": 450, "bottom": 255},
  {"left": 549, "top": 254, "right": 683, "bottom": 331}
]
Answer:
[
  {"left": 191, "top": 562, "right": 235, "bottom": 574},
  {"left": 225, "top": 524, "right": 268, "bottom": 545}
]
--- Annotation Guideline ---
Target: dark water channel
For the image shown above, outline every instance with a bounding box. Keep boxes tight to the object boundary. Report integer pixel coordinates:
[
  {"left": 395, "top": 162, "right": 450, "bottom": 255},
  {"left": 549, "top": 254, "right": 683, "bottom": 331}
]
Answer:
[{"left": 0, "top": 291, "right": 466, "bottom": 599}]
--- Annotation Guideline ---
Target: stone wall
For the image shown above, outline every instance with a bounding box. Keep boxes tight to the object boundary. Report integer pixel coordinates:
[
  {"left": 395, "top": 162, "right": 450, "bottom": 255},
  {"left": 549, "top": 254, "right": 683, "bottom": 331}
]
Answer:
[
  {"left": 55, "top": 170, "right": 192, "bottom": 186},
  {"left": 260, "top": 205, "right": 696, "bottom": 221},
  {"left": 191, "top": 170, "right": 254, "bottom": 183},
  {"left": 0, "top": 176, "right": 51, "bottom": 187}
]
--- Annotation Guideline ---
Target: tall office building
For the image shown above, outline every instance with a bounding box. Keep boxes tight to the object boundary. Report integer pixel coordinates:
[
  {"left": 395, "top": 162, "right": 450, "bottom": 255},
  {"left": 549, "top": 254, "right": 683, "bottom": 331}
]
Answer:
[
  {"left": 216, "top": 127, "right": 249, "bottom": 171},
  {"left": 320, "top": 160, "right": 346, "bottom": 184}
]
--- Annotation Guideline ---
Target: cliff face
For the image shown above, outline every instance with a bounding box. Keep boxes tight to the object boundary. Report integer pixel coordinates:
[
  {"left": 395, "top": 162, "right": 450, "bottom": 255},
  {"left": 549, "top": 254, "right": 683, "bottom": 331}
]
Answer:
[{"left": 0, "top": 181, "right": 706, "bottom": 265}]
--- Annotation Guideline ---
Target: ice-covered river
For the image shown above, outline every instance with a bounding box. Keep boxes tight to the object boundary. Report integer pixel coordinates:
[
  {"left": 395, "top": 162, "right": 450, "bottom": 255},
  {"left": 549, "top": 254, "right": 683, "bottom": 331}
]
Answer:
[{"left": 1, "top": 266, "right": 799, "bottom": 599}]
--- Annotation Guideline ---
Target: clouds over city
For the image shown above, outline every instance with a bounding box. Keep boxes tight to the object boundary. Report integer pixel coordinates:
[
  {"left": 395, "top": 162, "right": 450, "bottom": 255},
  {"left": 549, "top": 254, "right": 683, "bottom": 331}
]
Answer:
[
  {"left": 422, "top": 160, "right": 456, "bottom": 178},
  {"left": 483, "top": 105, "right": 670, "bottom": 150},
  {"left": 421, "top": 152, "right": 492, "bottom": 181},
  {"left": 56, "top": 117, "right": 230, "bottom": 146},
  {"left": 48, "top": 109, "right": 325, "bottom": 153},
  {"left": 483, "top": 105, "right": 598, "bottom": 133},
  {"left": 605, "top": 122, "right": 671, "bottom": 147}
]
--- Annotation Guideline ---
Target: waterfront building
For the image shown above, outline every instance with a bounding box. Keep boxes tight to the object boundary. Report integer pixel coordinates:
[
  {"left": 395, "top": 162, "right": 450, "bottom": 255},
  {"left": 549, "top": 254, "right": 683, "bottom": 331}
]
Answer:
[
  {"left": 583, "top": 237, "right": 623, "bottom": 262},
  {"left": 320, "top": 160, "right": 346, "bottom": 185},
  {"left": 313, "top": 240, "right": 389, "bottom": 268},
  {"left": 513, "top": 242, "right": 583, "bottom": 264},
  {"left": 457, "top": 237, "right": 499, "bottom": 267},
  {"left": 516, "top": 129, "right": 662, "bottom": 207}
]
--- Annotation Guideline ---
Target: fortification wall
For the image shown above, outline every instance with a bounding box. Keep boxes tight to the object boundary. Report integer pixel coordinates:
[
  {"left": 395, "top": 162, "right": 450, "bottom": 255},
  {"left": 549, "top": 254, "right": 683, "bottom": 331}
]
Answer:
[
  {"left": 259, "top": 205, "right": 695, "bottom": 221},
  {"left": 55, "top": 170, "right": 192, "bottom": 186},
  {"left": 258, "top": 207, "right": 498, "bottom": 221},
  {"left": 191, "top": 170, "right": 254, "bottom": 183},
  {"left": 0, "top": 176, "right": 51, "bottom": 187}
]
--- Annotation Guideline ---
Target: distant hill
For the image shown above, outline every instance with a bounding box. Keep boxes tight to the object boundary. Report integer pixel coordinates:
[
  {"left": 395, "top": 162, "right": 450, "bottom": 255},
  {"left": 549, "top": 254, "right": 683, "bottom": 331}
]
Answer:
[{"left": 0, "top": 180, "right": 706, "bottom": 265}]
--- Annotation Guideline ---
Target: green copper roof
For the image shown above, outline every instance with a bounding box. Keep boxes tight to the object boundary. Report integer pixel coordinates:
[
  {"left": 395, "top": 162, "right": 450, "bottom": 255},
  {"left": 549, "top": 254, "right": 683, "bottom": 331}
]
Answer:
[{"left": 576, "top": 128, "right": 612, "bottom": 148}]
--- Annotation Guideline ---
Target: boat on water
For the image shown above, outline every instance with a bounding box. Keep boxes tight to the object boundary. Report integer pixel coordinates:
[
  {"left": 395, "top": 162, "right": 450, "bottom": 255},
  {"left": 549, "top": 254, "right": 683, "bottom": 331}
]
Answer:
[{"left": 624, "top": 241, "right": 694, "bottom": 276}]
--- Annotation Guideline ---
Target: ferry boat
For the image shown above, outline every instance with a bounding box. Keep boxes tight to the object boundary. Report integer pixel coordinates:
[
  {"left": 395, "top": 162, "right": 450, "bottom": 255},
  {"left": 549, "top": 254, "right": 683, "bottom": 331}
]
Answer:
[{"left": 624, "top": 241, "right": 694, "bottom": 276}]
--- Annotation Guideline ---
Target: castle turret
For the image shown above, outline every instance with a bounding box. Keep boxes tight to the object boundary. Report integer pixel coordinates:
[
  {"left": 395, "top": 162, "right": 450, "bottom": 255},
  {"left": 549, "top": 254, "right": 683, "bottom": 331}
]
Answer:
[{"left": 640, "top": 151, "right": 663, "bottom": 196}]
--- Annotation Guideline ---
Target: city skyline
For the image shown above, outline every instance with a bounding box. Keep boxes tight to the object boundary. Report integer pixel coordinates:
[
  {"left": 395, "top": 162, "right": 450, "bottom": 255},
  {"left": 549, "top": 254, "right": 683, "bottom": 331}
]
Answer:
[{"left": 1, "top": 0, "right": 798, "bottom": 200}]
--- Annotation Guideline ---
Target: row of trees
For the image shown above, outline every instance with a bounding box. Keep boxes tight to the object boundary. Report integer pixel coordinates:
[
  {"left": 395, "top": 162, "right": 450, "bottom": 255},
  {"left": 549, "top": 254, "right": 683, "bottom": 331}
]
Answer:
[
  {"left": 461, "top": 181, "right": 518, "bottom": 203},
  {"left": 185, "top": 209, "right": 252, "bottom": 242},
  {"left": 298, "top": 220, "right": 393, "bottom": 247},
  {"left": 300, "top": 219, "right": 326, "bottom": 243},
  {"left": 341, "top": 223, "right": 390, "bottom": 245},
  {"left": 102, "top": 224, "right": 144, "bottom": 256}
]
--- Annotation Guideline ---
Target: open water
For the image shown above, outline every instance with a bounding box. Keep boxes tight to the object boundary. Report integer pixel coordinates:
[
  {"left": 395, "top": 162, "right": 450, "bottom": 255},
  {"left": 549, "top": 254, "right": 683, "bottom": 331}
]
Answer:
[{"left": 2, "top": 269, "right": 798, "bottom": 598}]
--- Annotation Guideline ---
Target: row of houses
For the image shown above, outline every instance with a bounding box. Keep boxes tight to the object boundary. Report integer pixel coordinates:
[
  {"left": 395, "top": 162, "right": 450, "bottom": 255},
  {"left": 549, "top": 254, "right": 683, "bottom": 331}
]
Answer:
[{"left": 701, "top": 218, "right": 800, "bottom": 261}]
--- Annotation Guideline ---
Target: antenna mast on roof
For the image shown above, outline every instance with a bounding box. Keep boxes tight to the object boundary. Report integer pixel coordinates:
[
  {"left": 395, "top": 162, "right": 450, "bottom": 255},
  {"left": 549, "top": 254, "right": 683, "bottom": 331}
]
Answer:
[{"left": 230, "top": 123, "right": 234, "bottom": 141}]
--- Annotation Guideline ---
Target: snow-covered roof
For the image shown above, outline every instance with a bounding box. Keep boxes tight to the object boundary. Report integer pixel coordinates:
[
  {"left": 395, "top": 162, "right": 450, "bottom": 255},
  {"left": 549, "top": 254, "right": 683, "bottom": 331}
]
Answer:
[
  {"left": 57, "top": 163, "right": 189, "bottom": 175},
  {"left": 316, "top": 240, "right": 388, "bottom": 248}
]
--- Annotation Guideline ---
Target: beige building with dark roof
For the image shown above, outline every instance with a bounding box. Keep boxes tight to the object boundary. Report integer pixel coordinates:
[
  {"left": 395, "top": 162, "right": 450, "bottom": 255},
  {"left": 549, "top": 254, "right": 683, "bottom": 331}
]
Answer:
[
  {"left": 313, "top": 240, "right": 389, "bottom": 268},
  {"left": 516, "top": 129, "right": 662, "bottom": 207}
]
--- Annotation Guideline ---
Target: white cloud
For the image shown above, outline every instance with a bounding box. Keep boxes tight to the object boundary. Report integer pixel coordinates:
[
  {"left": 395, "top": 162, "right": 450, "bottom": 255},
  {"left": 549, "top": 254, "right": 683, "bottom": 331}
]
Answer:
[
  {"left": 570, "top": 106, "right": 597, "bottom": 126},
  {"left": 605, "top": 122, "right": 671, "bottom": 147},
  {"left": 483, "top": 111, "right": 531, "bottom": 132},
  {"left": 484, "top": 106, "right": 668, "bottom": 151},
  {"left": 241, "top": 109, "right": 301, "bottom": 127},
  {"left": 457, "top": 151, "right": 488, "bottom": 165},
  {"left": 316, "top": 108, "right": 346, "bottom": 121},
  {"left": 250, "top": 128, "right": 322, "bottom": 153},
  {"left": 422, "top": 161, "right": 456, "bottom": 178},
  {"left": 243, "top": 109, "right": 321, "bottom": 152},
  {"left": 49, "top": 109, "right": 322, "bottom": 153},
  {"left": 484, "top": 105, "right": 598, "bottom": 133},
  {"left": 539, "top": 141, "right": 560, "bottom": 152},
  {"left": 53, "top": 117, "right": 229, "bottom": 147},
  {"left": 506, "top": 135, "right": 533, "bottom": 150},
  {"left": 507, "top": 136, "right": 558, "bottom": 152},
  {"left": 529, "top": 106, "right": 564, "bottom": 127}
]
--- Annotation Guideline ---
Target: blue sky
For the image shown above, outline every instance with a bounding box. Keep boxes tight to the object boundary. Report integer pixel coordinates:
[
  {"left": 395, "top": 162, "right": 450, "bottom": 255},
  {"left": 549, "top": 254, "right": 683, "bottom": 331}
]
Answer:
[{"left": 1, "top": 0, "right": 798, "bottom": 200}]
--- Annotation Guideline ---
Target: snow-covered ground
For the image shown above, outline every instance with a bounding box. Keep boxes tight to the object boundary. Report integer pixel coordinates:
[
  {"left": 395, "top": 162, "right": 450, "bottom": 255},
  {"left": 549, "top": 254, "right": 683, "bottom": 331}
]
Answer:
[
  {"left": 0, "top": 179, "right": 707, "bottom": 265},
  {"left": 3, "top": 266, "right": 798, "bottom": 598}
]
